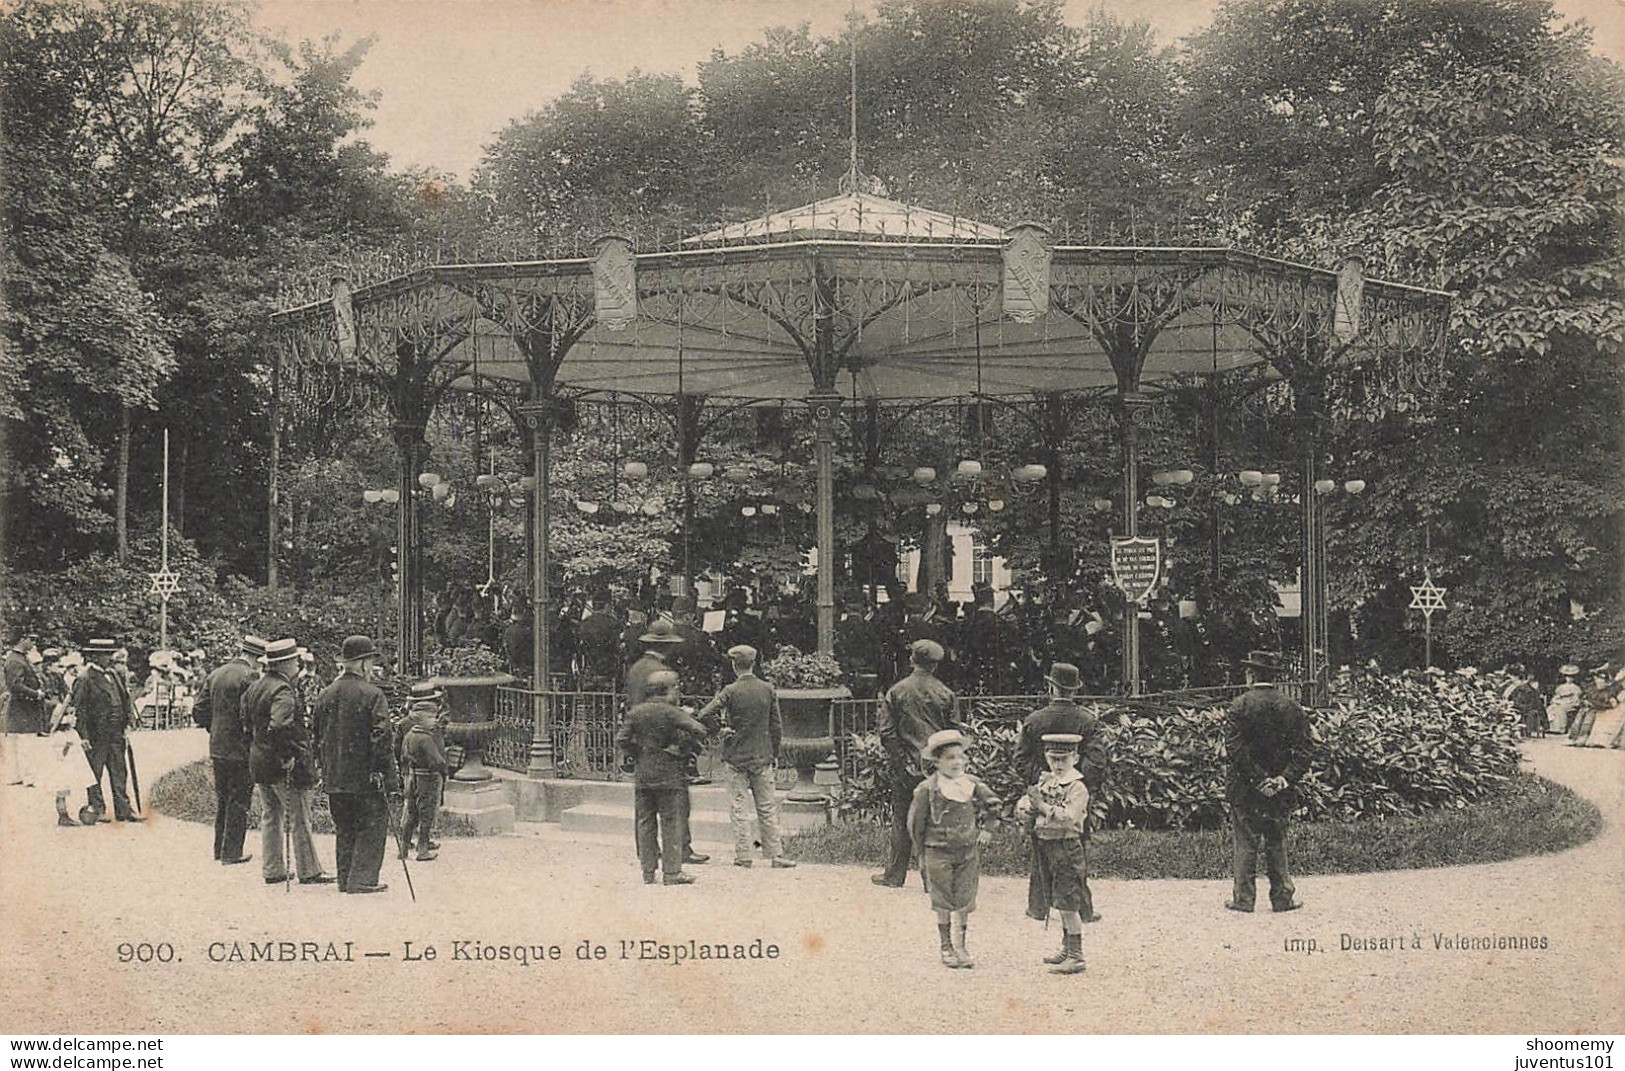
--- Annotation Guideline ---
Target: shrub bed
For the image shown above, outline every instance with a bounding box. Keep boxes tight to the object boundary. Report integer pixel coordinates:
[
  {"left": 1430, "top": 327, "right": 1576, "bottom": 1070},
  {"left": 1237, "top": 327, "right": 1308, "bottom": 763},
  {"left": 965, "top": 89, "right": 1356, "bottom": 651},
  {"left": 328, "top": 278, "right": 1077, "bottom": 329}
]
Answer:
[
  {"left": 839, "top": 674, "right": 1525, "bottom": 830},
  {"left": 149, "top": 759, "right": 480, "bottom": 837},
  {"left": 790, "top": 771, "right": 1601, "bottom": 878}
]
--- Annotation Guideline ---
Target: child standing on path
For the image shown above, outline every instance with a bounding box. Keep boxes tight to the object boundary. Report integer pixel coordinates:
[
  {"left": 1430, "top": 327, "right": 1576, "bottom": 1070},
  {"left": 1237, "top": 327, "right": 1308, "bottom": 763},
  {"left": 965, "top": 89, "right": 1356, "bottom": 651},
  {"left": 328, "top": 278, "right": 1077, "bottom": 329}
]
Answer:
[
  {"left": 1016, "top": 732, "right": 1091, "bottom": 975},
  {"left": 907, "top": 729, "right": 1001, "bottom": 969}
]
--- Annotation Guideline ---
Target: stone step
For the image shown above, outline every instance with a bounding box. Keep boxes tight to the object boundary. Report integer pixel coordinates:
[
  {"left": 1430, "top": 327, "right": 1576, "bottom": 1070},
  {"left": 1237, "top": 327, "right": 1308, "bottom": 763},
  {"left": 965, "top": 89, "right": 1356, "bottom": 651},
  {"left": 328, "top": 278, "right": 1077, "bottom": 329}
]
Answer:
[{"left": 549, "top": 776, "right": 792, "bottom": 809}]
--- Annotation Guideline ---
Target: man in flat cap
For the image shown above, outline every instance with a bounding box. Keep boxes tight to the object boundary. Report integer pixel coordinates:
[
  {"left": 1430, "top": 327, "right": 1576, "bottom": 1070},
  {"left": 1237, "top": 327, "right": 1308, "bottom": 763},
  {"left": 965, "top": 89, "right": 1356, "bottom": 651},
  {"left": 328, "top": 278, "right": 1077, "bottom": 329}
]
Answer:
[
  {"left": 1018, "top": 662, "right": 1108, "bottom": 921},
  {"left": 67, "top": 639, "right": 142, "bottom": 823},
  {"left": 1224, "top": 653, "right": 1311, "bottom": 913},
  {"left": 194, "top": 635, "right": 266, "bottom": 864},
  {"left": 313, "top": 635, "right": 400, "bottom": 893},
  {"left": 698, "top": 644, "right": 795, "bottom": 869},
  {"left": 244, "top": 637, "right": 331, "bottom": 885},
  {"left": 872, "top": 637, "right": 959, "bottom": 888}
]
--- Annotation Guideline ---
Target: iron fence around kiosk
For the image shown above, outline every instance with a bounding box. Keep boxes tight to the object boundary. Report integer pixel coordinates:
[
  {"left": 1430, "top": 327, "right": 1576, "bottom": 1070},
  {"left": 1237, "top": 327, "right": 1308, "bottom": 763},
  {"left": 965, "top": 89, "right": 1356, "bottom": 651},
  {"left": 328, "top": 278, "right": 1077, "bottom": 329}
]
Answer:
[{"left": 489, "top": 681, "right": 1309, "bottom": 783}]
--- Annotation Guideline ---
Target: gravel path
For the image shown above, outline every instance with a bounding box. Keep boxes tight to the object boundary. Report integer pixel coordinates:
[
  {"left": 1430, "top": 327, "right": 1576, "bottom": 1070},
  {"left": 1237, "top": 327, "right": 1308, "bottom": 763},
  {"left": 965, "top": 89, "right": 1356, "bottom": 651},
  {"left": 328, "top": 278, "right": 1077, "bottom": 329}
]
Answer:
[{"left": 1, "top": 731, "right": 1619, "bottom": 1034}]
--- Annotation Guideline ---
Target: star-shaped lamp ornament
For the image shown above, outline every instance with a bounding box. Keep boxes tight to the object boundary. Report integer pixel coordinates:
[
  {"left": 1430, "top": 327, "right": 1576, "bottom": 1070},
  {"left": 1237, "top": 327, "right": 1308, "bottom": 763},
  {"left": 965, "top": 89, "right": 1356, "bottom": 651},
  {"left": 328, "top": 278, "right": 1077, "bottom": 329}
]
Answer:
[
  {"left": 149, "top": 567, "right": 181, "bottom": 599},
  {"left": 1409, "top": 573, "right": 1447, "bottom": 619}
]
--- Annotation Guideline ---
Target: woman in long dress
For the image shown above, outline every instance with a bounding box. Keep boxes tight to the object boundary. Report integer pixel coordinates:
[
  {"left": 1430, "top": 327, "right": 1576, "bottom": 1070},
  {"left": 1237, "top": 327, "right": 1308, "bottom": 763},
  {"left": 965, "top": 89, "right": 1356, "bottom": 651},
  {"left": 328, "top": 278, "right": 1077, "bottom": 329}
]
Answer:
[{"left": 1547, "top": 665, "right": 1582, "bottom": 735}]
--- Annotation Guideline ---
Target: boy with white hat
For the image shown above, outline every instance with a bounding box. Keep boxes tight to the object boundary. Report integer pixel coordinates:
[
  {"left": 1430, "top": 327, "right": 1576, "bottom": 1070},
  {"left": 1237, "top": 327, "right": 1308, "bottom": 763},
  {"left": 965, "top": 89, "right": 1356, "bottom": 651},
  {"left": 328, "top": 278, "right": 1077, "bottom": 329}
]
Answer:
[
  {"left": 907, "top": 728, "right": 1001, "bottom": 968},
  {"left": 1016, "top": 732, "right": 1091, "bottom": 974}
]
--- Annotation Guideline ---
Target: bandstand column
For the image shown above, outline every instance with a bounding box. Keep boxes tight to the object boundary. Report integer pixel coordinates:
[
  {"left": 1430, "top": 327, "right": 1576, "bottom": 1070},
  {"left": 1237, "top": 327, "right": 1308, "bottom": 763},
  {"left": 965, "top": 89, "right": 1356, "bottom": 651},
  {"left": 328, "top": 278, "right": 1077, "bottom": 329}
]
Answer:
[
  {"left": 810, "top": 393, "right": 841, "bottom": 656},
  {"left": 1295, "top": 379, "right": 1326, "bottom": 704},
  {"left": 1118, "top": 391, "right": 1149, "bottom": 695},
  {"left": 391, "top": 421, "right": 426, "bottom": 675},
  {"left": 519, "top": 398, "right": 561, "bottom": 777}
]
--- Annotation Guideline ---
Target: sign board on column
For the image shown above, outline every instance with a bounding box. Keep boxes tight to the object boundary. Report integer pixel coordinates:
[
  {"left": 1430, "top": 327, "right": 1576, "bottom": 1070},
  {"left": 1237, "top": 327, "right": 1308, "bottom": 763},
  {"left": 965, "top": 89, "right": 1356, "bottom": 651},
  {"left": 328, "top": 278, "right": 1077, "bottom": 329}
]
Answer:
[{"left": 1110, "top": 536, "right": 1163, "bottom": 605}]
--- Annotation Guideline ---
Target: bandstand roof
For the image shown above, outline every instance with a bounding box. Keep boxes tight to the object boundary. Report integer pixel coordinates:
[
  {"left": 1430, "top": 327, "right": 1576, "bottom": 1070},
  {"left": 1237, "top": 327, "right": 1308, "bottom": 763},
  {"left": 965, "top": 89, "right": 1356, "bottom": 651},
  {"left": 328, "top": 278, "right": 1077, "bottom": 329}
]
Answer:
[{"left": 272, "top": 196, "right": 1452, "bottom": 412}]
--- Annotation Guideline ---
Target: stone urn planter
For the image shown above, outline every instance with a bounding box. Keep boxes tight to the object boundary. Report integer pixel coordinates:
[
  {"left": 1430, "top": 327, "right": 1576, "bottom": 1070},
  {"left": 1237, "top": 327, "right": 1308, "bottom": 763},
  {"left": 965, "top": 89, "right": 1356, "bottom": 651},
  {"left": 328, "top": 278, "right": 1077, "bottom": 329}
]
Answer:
[
  {"left": 434, "top": 672, "right": 515, "bottom": 782},
  {"left": 763, "top": 647, "right": 850, "bottom": 803},
  {"left": 777, "top": 686, "right": 851, "bottom": 801}
]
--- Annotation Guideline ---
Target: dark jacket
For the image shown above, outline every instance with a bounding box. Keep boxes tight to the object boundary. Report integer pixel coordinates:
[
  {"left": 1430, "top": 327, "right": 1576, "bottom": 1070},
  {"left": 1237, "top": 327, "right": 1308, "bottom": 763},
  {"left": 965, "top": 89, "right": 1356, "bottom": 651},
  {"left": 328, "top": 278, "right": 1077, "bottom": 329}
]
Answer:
[
  {"left": 877, "top": 668, "right": 958, "bottom": 775},
  {"left": 698, "top": 673, "right": 781, "bottom": 771},
  {"left": 1018, "top": 697, "right": 1108, "bottom": 790},
  {"left": 1225, "top": 685, "right": 1313, "bottom": 816},
  {"left": 617, "top": 699, "right": 707, "bottom": 789},
  {"left": 312, "top": 672, "right": 399, "bottom": 795},
  {"left": 4, "top": 647, "right": 47, "bottom": 733},
  {"left": 69, "top": 664, "right": 134, "bottom": 744},
  {"left": 194, "top": 657, "right": 256, "bottom": 763},
  {"left": 243, "top": 669, "right": 314, "bottom": 786},
  {"left": 401, "top": 723, "right": 451, "bottom": 776}
]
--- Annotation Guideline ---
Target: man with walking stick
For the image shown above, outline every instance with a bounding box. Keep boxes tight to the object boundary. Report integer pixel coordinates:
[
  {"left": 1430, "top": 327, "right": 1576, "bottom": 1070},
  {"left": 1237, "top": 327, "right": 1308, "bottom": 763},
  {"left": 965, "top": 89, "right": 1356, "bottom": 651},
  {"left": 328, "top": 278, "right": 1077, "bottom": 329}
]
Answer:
[
  {"left": 244, "top": 638, "right": 331, "bottom": 886},
  {"left": 312, "top": 635, "right": 401, "bottom": 895}
]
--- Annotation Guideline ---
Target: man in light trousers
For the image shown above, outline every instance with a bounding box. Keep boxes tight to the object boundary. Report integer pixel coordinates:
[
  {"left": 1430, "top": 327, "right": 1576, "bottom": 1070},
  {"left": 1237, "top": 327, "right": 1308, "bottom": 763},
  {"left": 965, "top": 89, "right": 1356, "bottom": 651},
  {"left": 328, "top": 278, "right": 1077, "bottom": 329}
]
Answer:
[{"left": 698, "top": 645, "right": 796, "bottom": 869}]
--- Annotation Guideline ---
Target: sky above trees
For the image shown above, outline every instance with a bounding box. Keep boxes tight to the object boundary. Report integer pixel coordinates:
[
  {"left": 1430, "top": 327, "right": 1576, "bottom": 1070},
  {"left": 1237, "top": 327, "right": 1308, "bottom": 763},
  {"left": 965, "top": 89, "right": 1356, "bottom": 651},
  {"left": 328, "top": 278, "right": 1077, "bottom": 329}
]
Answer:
[{"left": 258, "top": 0, "right": 1625, "bottom": 179}]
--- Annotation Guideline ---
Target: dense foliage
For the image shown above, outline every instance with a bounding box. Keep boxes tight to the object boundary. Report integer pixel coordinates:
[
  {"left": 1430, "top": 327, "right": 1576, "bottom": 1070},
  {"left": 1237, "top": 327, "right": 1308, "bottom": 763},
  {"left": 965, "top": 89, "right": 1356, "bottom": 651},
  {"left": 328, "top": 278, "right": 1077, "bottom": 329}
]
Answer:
[
  {"left": 2, "top": 0, "right": 1618, "bottom": 677},
  {"left": 838, "top": 675, "right": 1524, "bottom": 829}
]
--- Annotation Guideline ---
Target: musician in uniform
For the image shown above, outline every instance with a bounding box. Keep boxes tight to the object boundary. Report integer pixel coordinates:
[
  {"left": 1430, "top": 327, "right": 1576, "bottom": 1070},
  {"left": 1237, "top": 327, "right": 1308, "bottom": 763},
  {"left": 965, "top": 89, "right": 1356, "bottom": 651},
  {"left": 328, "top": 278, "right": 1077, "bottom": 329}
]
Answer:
[
  {"left": 193, "top": 635, "right": 266, "bottom": 864},
  {"left": 312, "top": 634, "right": 400, "bottom": 894}
]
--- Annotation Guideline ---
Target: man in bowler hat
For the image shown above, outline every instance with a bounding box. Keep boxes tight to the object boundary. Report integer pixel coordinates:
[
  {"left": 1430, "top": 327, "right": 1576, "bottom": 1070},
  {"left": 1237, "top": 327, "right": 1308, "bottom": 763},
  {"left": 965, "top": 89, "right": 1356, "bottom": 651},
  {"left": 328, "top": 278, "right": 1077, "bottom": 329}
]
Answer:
[
  {"left": 872, "top": 638, "right": 959, "bottom": 887},
  {"left": 244, "top": 637, "right": 331, "bottom": 885},
  {"left": 67, "top": 639, "right": 143, "bottom": 823},
  {"left": 312, "top": 635, "right": 401, "bottom": 893},
  {"left": 194, "top": 635, "right": 266, "bottom": 864},
  {"left": 1018, "top": 662, "right": 1108, "bottom": 921},
  {"left": 1225, "top": 653, "right": 1310, "bottom": 913}
]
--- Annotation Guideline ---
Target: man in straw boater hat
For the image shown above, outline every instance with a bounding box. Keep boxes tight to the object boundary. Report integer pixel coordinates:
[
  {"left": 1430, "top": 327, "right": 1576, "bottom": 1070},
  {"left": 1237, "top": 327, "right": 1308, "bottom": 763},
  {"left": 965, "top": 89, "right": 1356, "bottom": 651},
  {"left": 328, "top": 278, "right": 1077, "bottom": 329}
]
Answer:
[
  {"left": 67, "top": 638, "right": 143, "bottom": 824},
  {"left": 872, "top": 638, "right": 959, "bottom": 888},
  {"left": 312, "top": 635, "right": 401, "bottom": 893},
  {"left": 244, "top": 637, "right": 333, "bottom": 887},
  {"left": 908, "top": 728, "right": 1001, "bottom": 968},
  {"left": 1223, "top": 652, "right": 1311, "bottom": 914},
  {"left": 1016, "top": 732, "right": 1093, "bottom": 974},
  {"left": 1017, "top": 662, "right": 1108, "bottom": 923},
  {"left": 193, "top": 635, "right": 268, "bottom": 865},
  {"left": 696, "top": 644, "right": 796, "bottom": 870}
]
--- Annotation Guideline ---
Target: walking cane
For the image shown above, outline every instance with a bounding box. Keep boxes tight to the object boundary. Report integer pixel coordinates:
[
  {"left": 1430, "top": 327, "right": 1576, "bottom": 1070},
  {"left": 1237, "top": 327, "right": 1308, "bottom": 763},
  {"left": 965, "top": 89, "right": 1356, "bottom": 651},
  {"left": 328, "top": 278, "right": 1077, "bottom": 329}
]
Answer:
[
  {"left": 383, "top": 788, "right": 417, "bottom": 902},
  {"left": 125, "top": 739, "right": 142, "bottom": 815}
]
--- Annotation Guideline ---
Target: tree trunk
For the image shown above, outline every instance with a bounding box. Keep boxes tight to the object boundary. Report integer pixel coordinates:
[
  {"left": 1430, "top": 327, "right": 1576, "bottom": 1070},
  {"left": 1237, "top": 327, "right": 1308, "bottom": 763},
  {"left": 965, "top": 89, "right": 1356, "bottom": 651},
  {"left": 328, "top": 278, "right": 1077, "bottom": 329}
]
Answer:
[{"left": 115, "top": 405, "right": 130, "bottom": 562}]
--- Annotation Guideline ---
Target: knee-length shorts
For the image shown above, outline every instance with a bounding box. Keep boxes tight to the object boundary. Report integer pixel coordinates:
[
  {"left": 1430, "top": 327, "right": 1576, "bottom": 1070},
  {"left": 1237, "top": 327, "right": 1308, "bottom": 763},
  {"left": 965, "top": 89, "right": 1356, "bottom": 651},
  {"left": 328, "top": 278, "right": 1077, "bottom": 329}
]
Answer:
[{"left": 923, "top": 844, "right": 981, "bottom": 913}]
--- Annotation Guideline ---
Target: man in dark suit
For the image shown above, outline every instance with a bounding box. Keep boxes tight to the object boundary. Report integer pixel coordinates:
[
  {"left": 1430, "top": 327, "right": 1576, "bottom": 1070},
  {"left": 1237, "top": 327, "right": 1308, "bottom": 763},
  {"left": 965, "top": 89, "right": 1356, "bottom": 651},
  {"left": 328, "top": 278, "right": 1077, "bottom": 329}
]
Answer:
[
  {"left": 871, "top": 639, "right": 958, "bottom": 888},
  {"left": 312, "top": 634, "right": 401, "bottom": 894},
  {"left": 1018, "top": 662, "right": 1108, "bottom": 921},
  {"left": 68, "top": 639, "right": 142, "bottom": 823},
  {"left": 1225, "top": 653, "right": 1312, "bottom": 913},
  {"left": 244, "top": 637, "right": 331, "bottom": 886},
  {"left": 193, "top": 635, "right": 266, "bottom": 864},
  {"left": 616, "top": 669, "right": 708, "bottom": 885}
]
